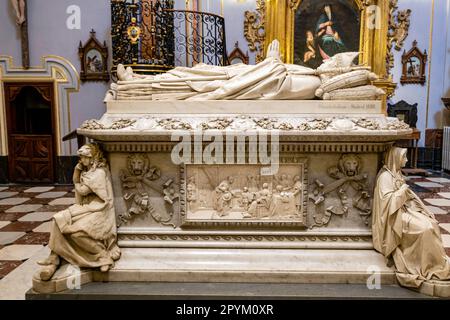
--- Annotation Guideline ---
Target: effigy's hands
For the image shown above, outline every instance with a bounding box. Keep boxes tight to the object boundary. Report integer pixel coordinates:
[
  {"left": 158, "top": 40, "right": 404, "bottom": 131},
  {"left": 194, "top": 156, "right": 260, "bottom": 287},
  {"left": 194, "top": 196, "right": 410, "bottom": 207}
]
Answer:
[{"left": 266, "top": 40, "right": 281, "bottom": 61}]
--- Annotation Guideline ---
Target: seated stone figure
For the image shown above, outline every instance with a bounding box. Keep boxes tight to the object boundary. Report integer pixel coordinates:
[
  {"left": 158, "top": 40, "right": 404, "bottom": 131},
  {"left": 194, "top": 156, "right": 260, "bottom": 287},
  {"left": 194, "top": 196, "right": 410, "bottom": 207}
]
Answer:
[
  {"left": 37, "top": 144, "right": 121, "bottom": 281},
  {"left": 107, "top": 40, "right": 374, "bottom": 101},
  {"left": 372, "top": 147, "right": 450, "bottom": 294}
]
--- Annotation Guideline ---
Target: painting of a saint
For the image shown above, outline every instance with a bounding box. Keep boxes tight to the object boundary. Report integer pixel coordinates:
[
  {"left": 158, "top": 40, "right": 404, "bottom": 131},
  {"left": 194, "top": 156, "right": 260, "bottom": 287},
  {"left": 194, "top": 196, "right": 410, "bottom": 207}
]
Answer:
[{"left": 294, "top": 0, "right": 360, "bottom": 68}]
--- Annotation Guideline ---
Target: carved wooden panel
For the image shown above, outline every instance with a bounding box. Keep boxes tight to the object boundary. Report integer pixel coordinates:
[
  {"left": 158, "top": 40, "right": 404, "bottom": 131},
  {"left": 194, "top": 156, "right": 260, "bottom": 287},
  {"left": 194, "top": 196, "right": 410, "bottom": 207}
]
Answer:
[{"left": 9, "top": 135, "right": 54, "bottom": 183}]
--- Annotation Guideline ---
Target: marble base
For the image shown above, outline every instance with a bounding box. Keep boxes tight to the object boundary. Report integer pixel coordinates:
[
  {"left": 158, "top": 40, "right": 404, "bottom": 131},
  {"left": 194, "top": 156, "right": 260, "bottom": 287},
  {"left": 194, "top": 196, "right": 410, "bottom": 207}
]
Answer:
[
  {"left": 418, "top": 280, "right": 450, "bottom": 298},
  {"left": 32, "top": 248, "right": 396, "bottom": 293}
]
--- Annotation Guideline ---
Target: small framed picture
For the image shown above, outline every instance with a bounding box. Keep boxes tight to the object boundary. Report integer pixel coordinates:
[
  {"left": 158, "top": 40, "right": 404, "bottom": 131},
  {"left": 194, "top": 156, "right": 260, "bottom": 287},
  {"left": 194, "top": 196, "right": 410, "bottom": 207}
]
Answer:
[
  {"left": 79, "top": 30, "right": 110, "bottom": 82},
  {"left": 400, "top": 40, "right": 427, "bottom": 85}
]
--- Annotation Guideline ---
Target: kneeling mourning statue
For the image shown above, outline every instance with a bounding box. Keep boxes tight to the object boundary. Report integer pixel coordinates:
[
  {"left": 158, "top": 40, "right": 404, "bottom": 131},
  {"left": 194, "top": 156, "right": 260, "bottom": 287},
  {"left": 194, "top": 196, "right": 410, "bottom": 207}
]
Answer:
[
  {"left": 373, "top": 147, "right": 450, "bottom": 296},
  {"left": 37, "top": 144, "right": 121, "bottom": 281}
]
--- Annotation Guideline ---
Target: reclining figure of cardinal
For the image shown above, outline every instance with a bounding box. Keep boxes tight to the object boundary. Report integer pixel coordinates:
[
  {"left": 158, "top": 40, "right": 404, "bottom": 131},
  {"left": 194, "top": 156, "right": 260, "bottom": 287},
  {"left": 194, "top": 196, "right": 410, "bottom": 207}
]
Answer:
[{"left": 105, "top": 40, "right": 384, "bottom": 102}]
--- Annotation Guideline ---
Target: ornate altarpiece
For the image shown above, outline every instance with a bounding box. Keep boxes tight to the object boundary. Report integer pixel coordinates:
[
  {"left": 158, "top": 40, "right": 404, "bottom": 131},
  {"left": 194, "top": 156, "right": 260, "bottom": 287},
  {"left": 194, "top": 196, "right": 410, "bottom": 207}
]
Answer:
[{"left": 244, "top": 0, "right": 412, "bottom": 104}]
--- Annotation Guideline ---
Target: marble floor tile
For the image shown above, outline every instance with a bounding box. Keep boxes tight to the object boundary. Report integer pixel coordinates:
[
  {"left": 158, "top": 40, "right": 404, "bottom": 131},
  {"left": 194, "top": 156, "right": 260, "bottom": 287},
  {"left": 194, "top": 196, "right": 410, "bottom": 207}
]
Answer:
[
  {"left": 440, "top": 223, "right": 450, "bottom": 234},
  {"left": 426, "top": 178, "right": 450, "bottom": 183},
  {"left": 24, "top": 187, "right": 54, "bottom": 193},
  {"left": 0, "top": 246, "right": 49, "bottom": 299},
  {"left": 0, "top": 232, "right": 26, "bottom": 245},
  {"left": 15, "top": 232, "right": 50, "bottom": 245},
  {"left": 0, "top": 244, "right": 44, "bottom": 261},
  {"left": 425, "top": 206, "right": 448, "bottom": 215},
  {"left": 18, "top": 212, "right": 55, "bottom": 222},
  {"left": 0, "top": 213, "right": 27, "bottom": 222},
  {"left": 0, "top": 261, "right": 22, "bottom": 279},
  {"left": 424, "top": 198, "right": 450, "bottom": 207},
  {"left": 32, "top": 221, "right": 52, "bottom": 233},
  {"left": 438, "top": 192, "right": 450, "bottom": 199},
  {"left": 35, "top": 191, "right": 67, "bottom": 199},
  {"left": 414, "top": 182, "right": 444, "bottom": 188},
  {"left": 34, "top": 205, "right": 69, "bottom": 213},
  {"left": 442, "top": 235, "right": 450, "bottom": 248},
  {"left": 5, "top": 204, "right": 43, "bottom": 213},
  {"left": 0, "top": 221, "right": 11, "bottom": 229},
  {"left": 0, "top": 192, "right": 19, "bottom": 199},
  {"left": 48, "top": 198, "right": 75, "bottom": 206},
  {"left": 0, "top": 222, "right": 43, "bottom": 232},
  {"left": 0, "top": 198, "right": 30, "bottom": 206}
]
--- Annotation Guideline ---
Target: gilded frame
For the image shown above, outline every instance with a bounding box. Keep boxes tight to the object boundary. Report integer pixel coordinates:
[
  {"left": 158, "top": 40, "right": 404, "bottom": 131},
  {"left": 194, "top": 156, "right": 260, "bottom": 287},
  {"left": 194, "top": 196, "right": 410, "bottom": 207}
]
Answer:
[{"left": 244, "top": 0, "right": 411, "bottom": 105}]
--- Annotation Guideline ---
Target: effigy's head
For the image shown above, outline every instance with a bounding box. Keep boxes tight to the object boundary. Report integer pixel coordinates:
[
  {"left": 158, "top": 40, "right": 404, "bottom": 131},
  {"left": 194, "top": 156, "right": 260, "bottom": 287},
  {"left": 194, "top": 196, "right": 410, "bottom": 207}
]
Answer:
[{"left": 77, "top": 144, "right": 106, "bottom": 168}]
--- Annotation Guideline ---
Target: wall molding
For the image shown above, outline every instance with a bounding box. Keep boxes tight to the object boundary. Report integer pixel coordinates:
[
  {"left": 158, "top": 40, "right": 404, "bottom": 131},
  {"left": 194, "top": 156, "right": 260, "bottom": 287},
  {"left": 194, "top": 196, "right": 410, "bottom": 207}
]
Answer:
[{"left": 0, "top": 55, "right": 79, "bottom": 156}]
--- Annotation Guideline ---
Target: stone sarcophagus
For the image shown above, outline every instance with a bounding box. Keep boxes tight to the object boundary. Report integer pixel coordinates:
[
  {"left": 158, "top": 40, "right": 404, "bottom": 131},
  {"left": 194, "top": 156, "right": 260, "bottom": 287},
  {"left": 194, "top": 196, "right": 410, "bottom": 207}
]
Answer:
[{"left": 33, "top": 99, "right": 412, "bottom": 293}]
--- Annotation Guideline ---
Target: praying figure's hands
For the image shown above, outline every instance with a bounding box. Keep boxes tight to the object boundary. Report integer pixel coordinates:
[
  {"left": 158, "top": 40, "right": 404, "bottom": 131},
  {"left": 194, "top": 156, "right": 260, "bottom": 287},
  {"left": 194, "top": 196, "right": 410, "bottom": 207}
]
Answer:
[{"left": 266, "top": 40, "right": 281, "bottom": 61}]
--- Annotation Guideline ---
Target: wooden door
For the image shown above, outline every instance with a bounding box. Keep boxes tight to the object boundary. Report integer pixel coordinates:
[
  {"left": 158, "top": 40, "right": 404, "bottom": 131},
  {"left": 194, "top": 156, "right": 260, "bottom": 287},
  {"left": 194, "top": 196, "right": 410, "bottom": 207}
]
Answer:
[{"left": 4, "top": 83, "right": 55, "bottom": 183}]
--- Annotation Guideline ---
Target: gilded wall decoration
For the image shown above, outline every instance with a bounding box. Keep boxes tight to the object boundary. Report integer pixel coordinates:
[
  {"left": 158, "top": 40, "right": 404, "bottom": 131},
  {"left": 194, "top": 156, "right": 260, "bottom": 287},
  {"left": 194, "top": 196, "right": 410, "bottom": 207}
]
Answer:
[
  {"left": 244, "top": 0, "right": 412, "bottom": 102},
  {"left": 244, "top": 0, "right": 266, "bottom": 63},
  {"left": 386, "top": 0, "right": 411, "bottom": 75}
]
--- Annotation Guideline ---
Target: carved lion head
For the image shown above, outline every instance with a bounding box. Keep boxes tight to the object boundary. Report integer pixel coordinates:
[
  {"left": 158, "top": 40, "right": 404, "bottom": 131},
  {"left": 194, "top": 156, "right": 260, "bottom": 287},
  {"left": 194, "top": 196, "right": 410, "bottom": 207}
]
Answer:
[
  {"left": 127, "top": 153, "right": 149, "bottom": 176},
  {"left": 338, "top": 154, "right": 361, "bottom": 177}
]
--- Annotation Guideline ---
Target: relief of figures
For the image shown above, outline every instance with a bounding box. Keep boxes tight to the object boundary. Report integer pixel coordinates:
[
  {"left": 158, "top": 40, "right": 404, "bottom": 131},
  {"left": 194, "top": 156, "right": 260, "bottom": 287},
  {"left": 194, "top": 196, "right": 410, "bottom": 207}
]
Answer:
[
  {"left": 119, "top": 154, "right": 179, "bottom": 227},
  {"left": 186, "top": 165, "right": 305, "bottom": 222}
]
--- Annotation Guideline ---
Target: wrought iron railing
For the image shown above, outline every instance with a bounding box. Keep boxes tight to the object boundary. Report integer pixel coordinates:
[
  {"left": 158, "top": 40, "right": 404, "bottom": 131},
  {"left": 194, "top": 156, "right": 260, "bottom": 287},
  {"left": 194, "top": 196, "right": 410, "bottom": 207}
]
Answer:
[{"left": 111, "top": 0, "right": 227, "bottom": 77}]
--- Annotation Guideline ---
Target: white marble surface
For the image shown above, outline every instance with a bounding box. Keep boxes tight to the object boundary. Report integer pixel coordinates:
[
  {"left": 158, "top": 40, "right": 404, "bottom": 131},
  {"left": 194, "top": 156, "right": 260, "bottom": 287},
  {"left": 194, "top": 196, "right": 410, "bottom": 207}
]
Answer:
[
  {"left": 0, "top": 232, "right": 25, "bottom": 245},
  {"left": 0, "top": 192, "right": 19, "bottom": 199},
  {"left": 36, "top": 192, "right": 67, "bottom": 199},
  {"left": 5, "top": 204, "right": 43, "bottom": 213},
  {"left": 440, "top": 223, "right": 450, "bottom": 234},
  {"left": 0, "top": 246, "right": 50, "bottom": 300},
  {"left": 24, "top": 187, "right": 54, "bottom": 193},
  {"left": 415, "top": 182, "right": 444, "bottom": 188},
  {"left": 0, "top": 244, "right": 44, "bottom": 260},
  {"left": 425, "top": 199, "right": 450, "bottom": 207},
  {"left": 48, "top": 198, "right": 75, "bottom": 206},
  {"left": 0, "top": 198, "right": 29, "bottom": 205},
  {"left": 32, "top": 221, "right": 53, "bottom": 233},
  {"left": 442, "top": 235, "right": 450, "bottom": 248},
  {"left": 0, "top": 221, "right": 11, "bottom": 229},
  {"left": 100, "top": 248, "right": 395, "bottom": 285},
  {"left": 425, "top": 205, "right": 448, "bottom": 215},
  {"left": 18, "top": 212, "right": 55, "bottom": 222},
  {"left": 107, "top": 100, "right": 383, "bottom": 115},
  {"left": 426, "top": 178, "right": 450, "bottom": 183}
]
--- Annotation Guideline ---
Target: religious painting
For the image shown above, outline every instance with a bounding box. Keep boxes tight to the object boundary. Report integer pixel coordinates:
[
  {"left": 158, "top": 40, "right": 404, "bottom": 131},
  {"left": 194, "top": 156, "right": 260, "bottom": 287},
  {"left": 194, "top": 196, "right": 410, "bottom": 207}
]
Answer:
[
  {"left": 400, "top": 40, "right": 427, "bottom": 85},
  {"left": 293, "top": 0, "right": 360, "bottom": 68},
  {"left": 182, "top": 163, "right": 308, "bottom": 228},
  {"left": 85, "top": 49, "right": 104, "bottom": 73},
  {"left": 79, "top": 29, "right": 110, "bottom": 82}
]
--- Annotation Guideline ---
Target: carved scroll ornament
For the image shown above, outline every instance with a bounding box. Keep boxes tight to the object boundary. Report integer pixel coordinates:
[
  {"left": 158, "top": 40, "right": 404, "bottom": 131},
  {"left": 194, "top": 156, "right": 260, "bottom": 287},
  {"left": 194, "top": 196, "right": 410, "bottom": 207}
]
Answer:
[{"left": 244, "top": 0, "right": 266, "bottom": 63}]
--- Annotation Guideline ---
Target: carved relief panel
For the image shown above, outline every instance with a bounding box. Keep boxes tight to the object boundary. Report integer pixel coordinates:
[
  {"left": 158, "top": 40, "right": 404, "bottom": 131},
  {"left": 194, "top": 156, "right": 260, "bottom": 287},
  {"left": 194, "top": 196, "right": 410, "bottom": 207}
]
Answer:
[
  {"left": 109, "top": 152, "right": 180, "bottom": 228},
  {"left": 181, "top": 160, "right": 308, "bottom": 228}
]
